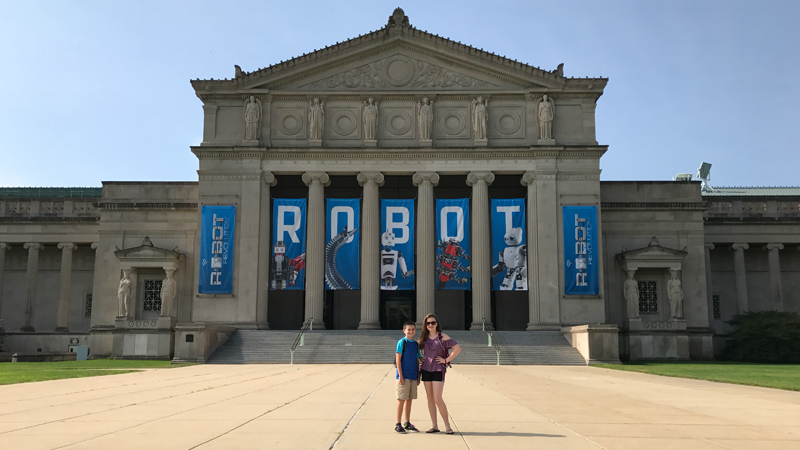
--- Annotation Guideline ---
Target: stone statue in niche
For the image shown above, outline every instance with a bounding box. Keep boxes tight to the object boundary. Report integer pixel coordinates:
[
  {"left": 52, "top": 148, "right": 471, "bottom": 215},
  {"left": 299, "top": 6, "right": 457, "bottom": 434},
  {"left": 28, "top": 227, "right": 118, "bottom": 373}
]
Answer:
[
  {"left": 624, "top": 270, "right": 640, "bottom": 319},
  {"left": 536, "top": 94, "right": 555, "bottom": 141},
  {"left": 243, "top": 96, "right": 261, "bottom": 141},
  {"left": 118, "top": 269, "right": 132, "bottom": 317},
  {"left": 363, "top": 97, "right": 379, "bottom": 142},
  {"left": 309, "top": 97, "right": 325, "bottom": 141},
  {"left": 417, "top": 97, "right": 434, "bottom": 141},
  {"left": 160, "top": 268, "right": 177, "bottom": 318},
  {"left": 667, "top": 269, "right": 684, "bottom": 319},
  {"left": 472, "top": 96, "right": 488, "bottom": 140}
]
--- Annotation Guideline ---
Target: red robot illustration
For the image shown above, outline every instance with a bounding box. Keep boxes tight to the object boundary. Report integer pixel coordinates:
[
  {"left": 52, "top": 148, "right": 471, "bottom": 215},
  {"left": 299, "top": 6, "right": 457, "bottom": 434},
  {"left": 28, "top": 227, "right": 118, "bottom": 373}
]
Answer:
[{"left": 436, "top": 238, "right": 470, "bottom": 289}]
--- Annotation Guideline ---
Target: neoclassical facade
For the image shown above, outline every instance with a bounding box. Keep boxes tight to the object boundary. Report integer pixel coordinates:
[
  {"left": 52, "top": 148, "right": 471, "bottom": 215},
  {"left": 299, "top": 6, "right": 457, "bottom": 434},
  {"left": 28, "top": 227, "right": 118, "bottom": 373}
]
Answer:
[{"left": 1, "top": 9, "right": 798, "bottom": 361}]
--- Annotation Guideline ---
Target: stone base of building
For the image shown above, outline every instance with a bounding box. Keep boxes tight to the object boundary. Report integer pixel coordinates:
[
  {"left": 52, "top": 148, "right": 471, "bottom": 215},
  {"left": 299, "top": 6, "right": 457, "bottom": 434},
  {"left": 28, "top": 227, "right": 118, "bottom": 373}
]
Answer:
[
  {"left": 625, "top": 332, "right": 690, "bottom": 360},
  {"left": 2, "top": 332, "right": 90, "bottom": 355},
  {"left": 111, "top": 316, "right": 175, "bottom": 360},
  {"left": 561, "top": 324, "right": 621, "bottom": 364},
  {"left": 172, "top": 322, "right": 236, "bottom": 364}
]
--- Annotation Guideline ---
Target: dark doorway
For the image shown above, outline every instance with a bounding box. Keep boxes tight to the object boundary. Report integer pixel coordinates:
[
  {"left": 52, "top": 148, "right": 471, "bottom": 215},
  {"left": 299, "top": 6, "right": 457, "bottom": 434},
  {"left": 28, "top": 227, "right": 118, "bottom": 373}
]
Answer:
[{"left": 380, "top": 290, "right": 416, "bottom": 331}]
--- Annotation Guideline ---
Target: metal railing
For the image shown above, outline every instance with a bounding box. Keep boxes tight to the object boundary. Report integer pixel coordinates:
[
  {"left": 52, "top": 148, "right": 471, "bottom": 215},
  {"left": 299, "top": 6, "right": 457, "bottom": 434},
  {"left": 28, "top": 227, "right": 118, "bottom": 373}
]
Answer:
[
  {"left": 290, "top": 318, "right": 313, "bottom": 365},
  {"left": 482, "top": 318, "right": 501, "bottom": 365}
]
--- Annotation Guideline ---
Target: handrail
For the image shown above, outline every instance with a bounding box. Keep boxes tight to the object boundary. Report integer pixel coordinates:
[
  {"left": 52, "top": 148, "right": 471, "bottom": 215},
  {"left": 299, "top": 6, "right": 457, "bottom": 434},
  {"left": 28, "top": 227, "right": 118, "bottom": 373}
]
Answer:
[
  {"left": 290, "top": 318, "right": 313, "bottom": 364},
  {"left": 482, "top": 318, "right": 500, "bottom": 365}
]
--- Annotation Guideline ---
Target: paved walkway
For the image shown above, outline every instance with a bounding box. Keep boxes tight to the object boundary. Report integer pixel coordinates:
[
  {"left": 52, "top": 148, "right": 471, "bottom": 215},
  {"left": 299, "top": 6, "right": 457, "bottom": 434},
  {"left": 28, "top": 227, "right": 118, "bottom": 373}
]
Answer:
[{"left": 0, "top": 364, "right": 798, "bottom": 449}]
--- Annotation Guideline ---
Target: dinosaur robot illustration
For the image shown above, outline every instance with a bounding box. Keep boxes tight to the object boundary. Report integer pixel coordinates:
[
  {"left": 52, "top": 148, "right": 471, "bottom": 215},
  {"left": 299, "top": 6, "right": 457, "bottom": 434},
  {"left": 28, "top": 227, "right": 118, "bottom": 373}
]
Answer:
[
  {"left": 436, "top": 238, "right": 470, "bottom": 289},
  {"left": 325, "top": 227, "right": 357, "bottom": 290}
]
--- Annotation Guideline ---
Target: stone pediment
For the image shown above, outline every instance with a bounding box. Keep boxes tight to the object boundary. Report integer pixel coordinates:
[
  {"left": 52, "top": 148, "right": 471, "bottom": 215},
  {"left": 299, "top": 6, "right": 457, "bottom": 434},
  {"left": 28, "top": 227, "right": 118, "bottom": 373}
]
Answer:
[
  {"left": 615, "top": 237, "right": 687, "bottom": 271},
  {"left": 115, "top": 236, "right": 184, "bottom": 267}
]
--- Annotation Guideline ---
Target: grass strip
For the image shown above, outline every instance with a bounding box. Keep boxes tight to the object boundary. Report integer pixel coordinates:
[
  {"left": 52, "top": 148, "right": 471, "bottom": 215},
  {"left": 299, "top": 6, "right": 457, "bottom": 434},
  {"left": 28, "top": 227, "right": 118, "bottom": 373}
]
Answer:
[
  {"left": 594, "top": 361, "right": 800, "bottom": 391},
  {"left": 0, "top": 359, "right": 186, "bottom": 385}
]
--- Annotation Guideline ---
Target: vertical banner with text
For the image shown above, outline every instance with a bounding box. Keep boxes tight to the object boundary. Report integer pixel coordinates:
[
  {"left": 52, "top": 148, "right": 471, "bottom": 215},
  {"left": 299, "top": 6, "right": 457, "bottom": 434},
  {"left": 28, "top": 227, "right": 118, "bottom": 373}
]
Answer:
[
  {"left": 490, "top": 198, "right": 528, "bottom": 291},
  {"left": 563, "top": 206, "right": 599, "bottom": 295},
  {"left": 380, "top": 199, "right": 415, "bottom": 290},
  {"left": 199, "top": 205, "right": 236, "bottom": 294},
  {"left": 435, "top": 198, "right": 471, "bottom": 290},
  {"left": 325, "top": 198, "right": 360, "bottom": 290},
  {"left": 271, "top": 198, "right": 307, "bottom": 290}
]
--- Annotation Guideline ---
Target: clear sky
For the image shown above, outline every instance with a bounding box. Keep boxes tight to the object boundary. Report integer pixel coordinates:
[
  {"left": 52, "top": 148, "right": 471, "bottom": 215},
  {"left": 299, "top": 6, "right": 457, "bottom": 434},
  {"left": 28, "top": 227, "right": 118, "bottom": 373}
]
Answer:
[{"left": 1, "top": 1, "right": 798, "bottom": 188}]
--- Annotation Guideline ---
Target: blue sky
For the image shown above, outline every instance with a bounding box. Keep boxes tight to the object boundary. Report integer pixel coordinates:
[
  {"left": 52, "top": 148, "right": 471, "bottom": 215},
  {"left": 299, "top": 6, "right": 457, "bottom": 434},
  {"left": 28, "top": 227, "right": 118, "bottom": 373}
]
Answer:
[{"left": 1, "top": 1, "right": 798, "bottom": 188}]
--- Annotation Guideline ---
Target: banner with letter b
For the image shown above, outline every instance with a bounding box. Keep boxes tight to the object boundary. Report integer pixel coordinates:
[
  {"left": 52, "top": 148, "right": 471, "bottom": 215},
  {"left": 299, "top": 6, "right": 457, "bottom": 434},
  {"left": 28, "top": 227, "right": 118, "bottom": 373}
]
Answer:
[{"left": 380, "top": 199, "right": 415, "bottom": 290}]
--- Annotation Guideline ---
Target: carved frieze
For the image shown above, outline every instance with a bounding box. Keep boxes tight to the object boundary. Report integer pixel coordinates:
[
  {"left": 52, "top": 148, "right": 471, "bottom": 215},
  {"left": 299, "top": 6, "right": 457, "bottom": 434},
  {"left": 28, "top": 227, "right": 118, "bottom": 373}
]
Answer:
[
  {"left": 742, "top": 202, "right": 767, "bottom": 214},
  {"left": 304, "top": 55, "right": 497, "bottom": 90},
  {"left": 273, "top": 106, "right": 308, "bottom": 140},
  {"left": 708, "top": 202, "right": 732, "bottom": 214},
  {"left": 777, "top": 202, "right": 800, "bottom": 214},
  {"left": 381, "top": 106, "right": 415, "bottom": 139},
  {"left": 73, "top": 201, "right": 96, "bottom": 214},
  {"left": 6, "top": 201, "right": 31, "bottom": 214},
  {"left": 327, "top": 106, "right": 361, "bottom": 139},
  {"left": 435, "top": 106, "right": 470, "bottom": 139},
  {"left": 489, "top": 106, "right": 525, "bottom": 139},
  {"left": 39, "top": 201, "right": 65, "bottom": 214}
]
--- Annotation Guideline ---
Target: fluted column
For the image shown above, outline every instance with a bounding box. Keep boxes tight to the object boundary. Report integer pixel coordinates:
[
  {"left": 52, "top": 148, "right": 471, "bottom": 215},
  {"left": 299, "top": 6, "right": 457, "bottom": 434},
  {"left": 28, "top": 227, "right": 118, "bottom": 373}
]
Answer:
[
  {"left": 22, "top": 242, "right": 43, "bottom": 332},
  {"left": 467, "top": 171, "right": 494, "bottom": 330},
  {"left": 56, "top": 243, "right": 76, "bottom": 332},
  {"left": 357, "top": 171, "right": 384, "bottom": 330},
  {"left": 704, "top": 243, "right": 715, "bottom": 323},
  {"left": 302, "top": 172, "right": 330, "bottom": 329},
  {"left": 0, "top": 243, "right": 7, "bottom": 328},
  {"left": 412, "top": 172, "right": 439, "bottom": 326},
  {"left": 257, "top": 172, "right": 277, "bottom": 329},
  {"left": 521, "top": 172, "right": 541, "bottom": 329},
  {"left": 765, "top": 243, "right": 784, "bottom": 311},
  {"left": 731, "top": 243, "right": 749, "bottom": 314}
]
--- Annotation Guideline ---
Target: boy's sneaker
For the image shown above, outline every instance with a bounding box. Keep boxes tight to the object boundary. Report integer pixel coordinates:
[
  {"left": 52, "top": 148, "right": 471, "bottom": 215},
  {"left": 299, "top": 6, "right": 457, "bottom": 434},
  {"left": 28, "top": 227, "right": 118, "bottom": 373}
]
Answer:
[
  {"left": 394, "top": 423, "right": 406, "bottom": 433},
  {"left": 403, "top": 422, "right": 419, "bottom": 432}
]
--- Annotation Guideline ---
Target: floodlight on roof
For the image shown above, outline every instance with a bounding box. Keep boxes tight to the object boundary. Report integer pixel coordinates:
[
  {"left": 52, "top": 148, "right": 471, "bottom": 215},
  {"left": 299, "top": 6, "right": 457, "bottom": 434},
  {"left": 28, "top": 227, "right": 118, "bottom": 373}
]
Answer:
[
  {"left": 696, "top": 162, "right": 712, "bottom": 192},
  {"left": 673, "top": 173, "right": 693, "bottom": 181}
]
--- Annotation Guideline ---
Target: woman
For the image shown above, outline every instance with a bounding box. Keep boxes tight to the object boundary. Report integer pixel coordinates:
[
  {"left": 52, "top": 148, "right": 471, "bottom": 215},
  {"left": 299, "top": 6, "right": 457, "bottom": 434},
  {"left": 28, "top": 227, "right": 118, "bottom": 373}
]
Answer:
[{"left": 418, "top": 313, "right": 461, "bottom": 434}]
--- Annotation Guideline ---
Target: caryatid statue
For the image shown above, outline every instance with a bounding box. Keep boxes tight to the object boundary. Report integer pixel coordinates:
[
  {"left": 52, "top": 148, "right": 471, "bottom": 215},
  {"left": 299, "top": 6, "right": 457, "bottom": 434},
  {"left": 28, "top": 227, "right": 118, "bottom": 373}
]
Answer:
[
  {"left": 160, "top": 268, "right": 177, "bottom": 318},
  {"left": 118, "top": 269, "right": 132, "bottom": 318},
  {"left": 536, "top": 94, "right": 555, "bottom": 141},
  {"left": 624, "top": 269, "right": 640, "bottom": 319},
  {"left": 243, "top": 96, "right": 261, "bottom": 141},
  {"left": 472, "top": 96, "right": 488, "bottom": 140},
  {"left": 309, "top": 97, "right": 325, "bottom": 141},
  {"left": 363, "top": 97, "right": 379, "bottom": 141},
  {"left": 417, "top": 97, "right": 434, "bottom": 141},
  {"left": 667, "top": 269, "right": 684, "bottom": 319}
]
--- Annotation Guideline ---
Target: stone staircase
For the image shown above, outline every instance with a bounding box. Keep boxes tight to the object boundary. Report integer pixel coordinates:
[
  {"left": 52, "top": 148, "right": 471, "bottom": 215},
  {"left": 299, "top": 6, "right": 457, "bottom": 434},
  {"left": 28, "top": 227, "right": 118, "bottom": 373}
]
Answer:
[{"left": 207, "top": 330, "right": 586, "bottom": 365}]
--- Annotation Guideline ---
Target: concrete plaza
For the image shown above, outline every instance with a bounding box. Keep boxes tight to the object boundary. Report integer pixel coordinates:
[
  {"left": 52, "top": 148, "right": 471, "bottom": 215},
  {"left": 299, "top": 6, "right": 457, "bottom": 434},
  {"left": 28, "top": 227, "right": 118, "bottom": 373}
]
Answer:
[{"left": 0, "top": 364, "right": 798, "bottom": 450}]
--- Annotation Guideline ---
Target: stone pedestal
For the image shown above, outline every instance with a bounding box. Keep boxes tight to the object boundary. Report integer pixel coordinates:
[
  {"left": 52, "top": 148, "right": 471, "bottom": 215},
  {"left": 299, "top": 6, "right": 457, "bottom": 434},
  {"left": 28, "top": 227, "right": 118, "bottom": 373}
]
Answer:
[
  {"left": 538, "top": 139, "right": 555, "bottom": 145},
  {"left": 241, "top": 140, "right": 259, "bottom": 147},
  {"left": 418, "top": 139, "right": 432, "bottom": 147},
  {"left": 474, "top": 138, "right": 488, "bottom": 147},
  {"left": 364, "top": 139, "right": 377, "bottom": 147},
  {"left": 111, "top": 316, "right": 175, "bottom": 360},
  {"left": 309, "top": 139, "right": 322, "bottom": 147}
]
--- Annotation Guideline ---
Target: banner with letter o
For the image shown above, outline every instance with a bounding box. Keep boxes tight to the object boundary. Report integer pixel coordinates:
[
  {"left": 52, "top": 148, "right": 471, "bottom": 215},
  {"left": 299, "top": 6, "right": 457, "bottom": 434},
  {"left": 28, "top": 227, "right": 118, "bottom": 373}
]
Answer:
[{"left": 325, "top": 198, "right": 360, "bottom": 290}]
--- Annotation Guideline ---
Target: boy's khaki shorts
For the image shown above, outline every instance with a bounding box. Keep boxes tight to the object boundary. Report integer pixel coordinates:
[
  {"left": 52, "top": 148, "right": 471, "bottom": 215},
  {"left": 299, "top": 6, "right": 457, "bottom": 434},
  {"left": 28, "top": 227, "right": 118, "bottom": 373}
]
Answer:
[{"left": 395, "top": 379, "right": 418, "bottom": 400}]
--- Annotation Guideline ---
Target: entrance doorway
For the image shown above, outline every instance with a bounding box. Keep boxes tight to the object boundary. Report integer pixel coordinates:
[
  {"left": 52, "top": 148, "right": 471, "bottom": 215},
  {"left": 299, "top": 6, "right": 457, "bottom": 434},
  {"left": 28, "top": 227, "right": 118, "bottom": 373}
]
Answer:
[{"left": 380, "top": 291, "right": 416, "bottom": 330}]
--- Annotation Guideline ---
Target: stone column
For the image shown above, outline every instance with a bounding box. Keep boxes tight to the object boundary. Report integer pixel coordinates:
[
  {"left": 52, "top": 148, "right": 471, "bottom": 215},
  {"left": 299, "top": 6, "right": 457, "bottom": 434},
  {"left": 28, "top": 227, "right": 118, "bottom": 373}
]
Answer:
[
  {"left": 521, "top": 172, "right": 541, "bottom": 329},
  {"left": 357, "top": 171, "right": 384, "bottom": 330},
  {"left": 765, "top": 243, "right": 784, "bottom": 311},
  {"left": 704, "top": 243, "right": 715, "bottom": 323},
  {"left": 0, "top": 243, "right": 7, "bottom": 328},
  {"left": 22, "top": 242, "right": 43, "bottom": 332},
  {"left": 467, "top": 171, "right": 494, "bottom": 330},
  {"left": 236, "top": 169, "right": 263, "bottom": 329},
  {"left": 302, "top": 172, "right": 330, "bottom": 329},
  {"left": 56, "top": 243, "right": 77, "bottom": 332},
  {"left": 412, "top": 172, "right": 439, "bottom": 326},
  {"left": 257, "top": 172, "right": 277, "bottom": 329},
  {"left": 731, "top": 243, "right": 749, "bottom": 314}
]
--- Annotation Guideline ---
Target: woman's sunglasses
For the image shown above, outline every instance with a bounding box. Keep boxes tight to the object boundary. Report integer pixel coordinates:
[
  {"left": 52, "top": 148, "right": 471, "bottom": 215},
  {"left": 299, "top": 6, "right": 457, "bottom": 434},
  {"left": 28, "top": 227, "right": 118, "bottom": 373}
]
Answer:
[{"left": 426, "top": 321, "right": 437, "bottom": 326}]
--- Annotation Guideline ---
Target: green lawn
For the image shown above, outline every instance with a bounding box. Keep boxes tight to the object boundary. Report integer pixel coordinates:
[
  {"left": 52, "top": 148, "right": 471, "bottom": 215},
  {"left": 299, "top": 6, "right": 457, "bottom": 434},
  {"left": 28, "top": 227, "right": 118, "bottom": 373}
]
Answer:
[
  {"left": 594, "top": 362, "right": 800, "bottom": 391},
  {"left": 0, "top": 360, "right": 182, "bottom": 386}
]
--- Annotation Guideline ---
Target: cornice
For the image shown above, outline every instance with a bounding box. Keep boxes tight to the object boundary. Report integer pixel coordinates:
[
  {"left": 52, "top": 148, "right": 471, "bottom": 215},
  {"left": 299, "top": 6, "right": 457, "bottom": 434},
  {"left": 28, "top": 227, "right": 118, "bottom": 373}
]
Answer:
[
  {"left": 98, "top": 202, "right": 198, "bottom": 210},
  {"left": 601, "top": 202, "right": 707, "bottom": 210},
  {"left": 191, "top": 146, "right": 607, "bottom": 160},
  {"left": 0, "top": 217, "right": 100, "bottom": 223}
]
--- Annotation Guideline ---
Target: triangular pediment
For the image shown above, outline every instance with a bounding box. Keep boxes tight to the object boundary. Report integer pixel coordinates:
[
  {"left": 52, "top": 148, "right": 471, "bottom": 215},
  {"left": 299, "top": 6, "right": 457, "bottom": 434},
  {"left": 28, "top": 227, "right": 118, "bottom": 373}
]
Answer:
[
  {"left": 114, "top": 237, "right": 184, "bottom": 262},
  {"left": 615, "top": 237, "right": 688, "bottom": 270}
]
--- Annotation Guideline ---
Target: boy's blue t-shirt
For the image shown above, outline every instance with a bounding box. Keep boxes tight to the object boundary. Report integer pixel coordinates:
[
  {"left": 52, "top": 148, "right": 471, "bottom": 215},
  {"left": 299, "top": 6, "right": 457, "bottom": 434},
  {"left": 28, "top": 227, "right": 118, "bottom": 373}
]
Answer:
[{"left": 396, "top": 337, "right": 421, "bottom": 380}]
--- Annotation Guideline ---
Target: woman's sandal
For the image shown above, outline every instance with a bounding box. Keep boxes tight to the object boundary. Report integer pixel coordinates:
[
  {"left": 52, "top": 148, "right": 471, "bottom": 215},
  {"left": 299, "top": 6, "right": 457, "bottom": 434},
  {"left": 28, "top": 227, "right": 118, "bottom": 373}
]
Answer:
[
  {"left": 426, "top": 428, "right": 440, "bottom": 433},
  {"left": 445, "top": 428, "right": 454, "bottom": 435}
]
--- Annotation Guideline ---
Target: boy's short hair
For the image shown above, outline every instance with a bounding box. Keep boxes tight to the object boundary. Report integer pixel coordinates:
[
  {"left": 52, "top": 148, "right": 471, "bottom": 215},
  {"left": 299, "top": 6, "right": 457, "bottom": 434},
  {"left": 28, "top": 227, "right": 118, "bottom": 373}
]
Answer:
[{"left": 403, "top": 320, "right": 416, "bottom": 329}]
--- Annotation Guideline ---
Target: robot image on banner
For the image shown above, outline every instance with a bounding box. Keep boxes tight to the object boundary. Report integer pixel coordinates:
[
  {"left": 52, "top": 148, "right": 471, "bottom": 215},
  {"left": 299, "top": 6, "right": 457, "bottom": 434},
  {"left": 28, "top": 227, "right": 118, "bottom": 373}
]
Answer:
[
  {"left": 380, "top": 230, "right": 414, "bottom": 290},
  {"left": 271, "top": 241, "right": 306, "bottom": 290},
  {"left": 492, "top": 227, "right": 528, "bottom": 290},
  {"left": 436, "top": 238, "right": 470, "bottom": 289}
]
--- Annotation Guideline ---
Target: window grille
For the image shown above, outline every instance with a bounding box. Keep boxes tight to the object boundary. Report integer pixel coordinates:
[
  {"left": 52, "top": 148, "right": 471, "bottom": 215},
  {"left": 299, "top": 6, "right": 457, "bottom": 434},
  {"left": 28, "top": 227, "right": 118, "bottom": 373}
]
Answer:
[
  {"left": 84, "top": 293, "right": 93, "bottom": 318},
  {"left": 712, "top": 294, "right": 721, "bottom": 319},
  {"left": 638, "top": 281, "right": 658, "bottom": 313},
  {"left": 143, "top": 280, "right": 163, "bottom": 312}
]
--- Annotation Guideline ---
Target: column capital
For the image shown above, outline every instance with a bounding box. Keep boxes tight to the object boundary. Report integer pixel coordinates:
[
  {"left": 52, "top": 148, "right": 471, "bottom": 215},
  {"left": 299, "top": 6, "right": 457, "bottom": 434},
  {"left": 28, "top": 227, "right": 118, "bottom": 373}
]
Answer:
[
  {"left": 357, "top": 171, "right": 385, "bottom": 187},
  {"left": 765, "top": 243, "right": 784, "bottom": 251},
  {"left": 704, "top": 243, "right": 715, "bottom": 250},
  {"left": 262, "top": 171, "right": 277, "bottom": 186},
  {"left": 57, "top": 243, "right": 77, "bottom": 251},
  {"left": 520, "top": 171, "right": 537, "bottom": 186},
  {"left": 466, "top": 171, "right": 494, "bottom": 186},
  {"left": 23, "top": 243, "right": 43, "bottom": 251},
  {"left": 731, "top": 243, "right": 749, "bottom": 251},
  {"left": 412, "top": 172, "right": 439, "bottom": 187},
  {"left": 302, "top": 172, "right": 330, "bottom": 187},
  {"left": 0, "top": 243, "right": 8, "bottom": 251},
  {"left": 91, "top": 242, "right": 99, "bottom": 250}
]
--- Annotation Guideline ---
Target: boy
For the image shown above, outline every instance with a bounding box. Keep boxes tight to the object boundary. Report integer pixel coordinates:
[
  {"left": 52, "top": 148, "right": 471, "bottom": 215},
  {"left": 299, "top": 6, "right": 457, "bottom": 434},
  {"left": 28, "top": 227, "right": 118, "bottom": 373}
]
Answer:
[{"left": 395, "top": 320, "right": 421, "bottom": 433}]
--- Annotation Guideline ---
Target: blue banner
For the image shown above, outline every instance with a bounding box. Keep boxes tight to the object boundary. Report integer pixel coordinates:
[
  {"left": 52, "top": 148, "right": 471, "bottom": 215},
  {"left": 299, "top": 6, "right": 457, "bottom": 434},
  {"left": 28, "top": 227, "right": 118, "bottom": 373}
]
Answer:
[
  {"left": 563, "top": 206, "right": 599, "bottom": 295},
  {"left": 271, "top": 198, "right": 307, "bottom": 290},
  {"left": 326, "top": 199, "right": 360, "bottom": 290},
  {"left": 199, "top": 205, "right": 236, "bottom": 294},
  {"left": 380, "top": 199, "right": 415, "bottom": 290},
  {"left": 491, "top": 198, "right": 527, "bottom": 291},
  {"left": 435, "top": 198, "right": 471, "bottom": 290}
]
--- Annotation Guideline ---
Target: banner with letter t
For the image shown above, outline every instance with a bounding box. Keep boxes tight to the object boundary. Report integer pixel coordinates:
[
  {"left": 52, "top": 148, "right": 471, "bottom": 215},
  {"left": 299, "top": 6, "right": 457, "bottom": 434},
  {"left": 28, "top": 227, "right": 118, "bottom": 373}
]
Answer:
[
  {"left": 563, "top": 205, "right": 599, "bottom": 295},
  {"left": 199, "top": 205, "right": 236, "bottom": 294}
]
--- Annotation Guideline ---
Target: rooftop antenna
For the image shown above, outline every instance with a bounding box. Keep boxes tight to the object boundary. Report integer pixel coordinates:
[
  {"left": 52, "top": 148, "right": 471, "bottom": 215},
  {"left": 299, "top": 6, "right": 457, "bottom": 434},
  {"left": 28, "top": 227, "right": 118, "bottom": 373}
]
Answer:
[{"left": 697, "top": 162, "right": 712, "bottom": 192}]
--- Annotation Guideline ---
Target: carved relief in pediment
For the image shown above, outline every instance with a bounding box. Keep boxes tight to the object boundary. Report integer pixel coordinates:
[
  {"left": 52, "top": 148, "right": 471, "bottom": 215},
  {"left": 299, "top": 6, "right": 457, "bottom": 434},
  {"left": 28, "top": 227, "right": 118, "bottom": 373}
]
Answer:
[{"left": 301, "top": 55, "right": 499, "bottom": 90}]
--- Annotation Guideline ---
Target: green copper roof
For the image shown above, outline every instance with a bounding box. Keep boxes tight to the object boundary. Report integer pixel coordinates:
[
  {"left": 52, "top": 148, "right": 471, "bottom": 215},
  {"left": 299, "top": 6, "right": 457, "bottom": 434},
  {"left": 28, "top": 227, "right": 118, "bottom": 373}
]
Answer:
[
  {"left": 0, "top": 187, "right": 102, "bottom": 198},
  {"left": 703, "top": 186, "right": 800, "bottom": 197}
]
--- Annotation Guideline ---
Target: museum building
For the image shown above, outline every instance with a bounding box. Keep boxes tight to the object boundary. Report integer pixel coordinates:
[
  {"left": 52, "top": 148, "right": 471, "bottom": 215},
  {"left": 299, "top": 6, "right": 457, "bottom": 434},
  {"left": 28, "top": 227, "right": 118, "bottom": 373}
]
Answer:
[{"left": 1, "top": 9, "right": 799, "bottom": 362}]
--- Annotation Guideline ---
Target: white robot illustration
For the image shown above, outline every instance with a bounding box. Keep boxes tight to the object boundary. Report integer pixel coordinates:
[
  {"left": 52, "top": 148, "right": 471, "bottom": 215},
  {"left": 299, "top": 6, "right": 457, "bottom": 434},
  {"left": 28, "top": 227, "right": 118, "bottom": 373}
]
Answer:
[
  {"left": 380, "top": 230, "right": 414, "bottom": 290},
  {"left": 492, "top": 227, "right": 528, "bottom": 290}
]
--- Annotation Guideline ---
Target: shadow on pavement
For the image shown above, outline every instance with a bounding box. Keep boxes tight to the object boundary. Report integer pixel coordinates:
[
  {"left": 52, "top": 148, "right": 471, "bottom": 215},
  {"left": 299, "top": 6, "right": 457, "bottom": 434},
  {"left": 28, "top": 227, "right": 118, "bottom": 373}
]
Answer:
[{"left": 456, "top": 432, "right": 566, "bottom": 437}]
